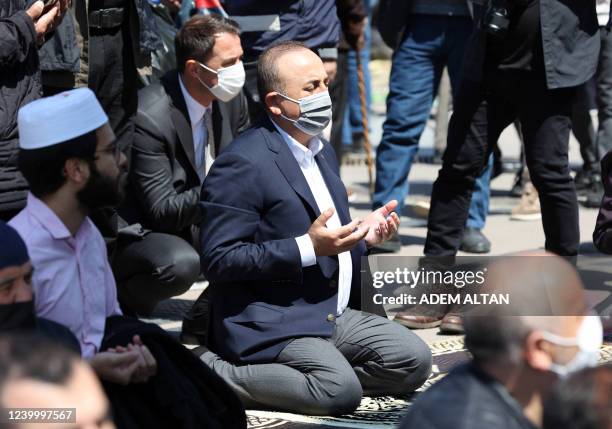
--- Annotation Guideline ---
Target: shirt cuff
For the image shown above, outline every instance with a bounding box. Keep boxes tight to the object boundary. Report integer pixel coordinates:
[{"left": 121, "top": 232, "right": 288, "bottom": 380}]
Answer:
[{"left": 295, "top": 233, "right": 317, "bottom": 267}]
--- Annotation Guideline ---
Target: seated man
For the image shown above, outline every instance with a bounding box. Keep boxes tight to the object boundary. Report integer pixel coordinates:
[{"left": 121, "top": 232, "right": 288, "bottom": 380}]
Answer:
[
  {"left": 118, "top": 14, "right": 250, "bottom": 315},
  {"left": 10, "top": 88, "right": 246, "bottom": 429},
  {"left": 0, "top": 334, "right": 115, "bottom": 429},
  {"left": 0, "top": 219, "right": 156, "bottom": 386},
  {"left": 196, "top": 41, "right": 432, "bottom": 416},
  {"left": 399, "top": 254, "right": 603, "bottom": 429}
]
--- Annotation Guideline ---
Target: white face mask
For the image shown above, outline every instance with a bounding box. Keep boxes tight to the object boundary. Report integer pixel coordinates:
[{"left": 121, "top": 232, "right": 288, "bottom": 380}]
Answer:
[
  {"left": 197, "top": 61, "right": 245, "bottom": 102},
  {"left": 278, "top": 91, "right": 333, "bottom": 136},
  {"left": 541, "top": 315, "right": 603, "bottom": 378}
]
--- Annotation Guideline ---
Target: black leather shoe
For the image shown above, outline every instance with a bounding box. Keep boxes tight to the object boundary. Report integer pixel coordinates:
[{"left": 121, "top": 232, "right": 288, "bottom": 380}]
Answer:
[
  {"left": 181, "top": 288, "right": 212, "bottom": 345},
  {"left": 369, "top": 234, "right": 401, "bottom": 254},
  {"left": 460, "top": 228, "right": 491, "bottom": 254}
]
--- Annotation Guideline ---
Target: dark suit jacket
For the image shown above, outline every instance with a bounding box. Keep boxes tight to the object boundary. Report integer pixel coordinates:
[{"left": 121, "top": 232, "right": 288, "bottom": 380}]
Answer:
[
  {"left": 199, "top": 117, "right": 367, "bottom": 364},
  {"left": 124, "top": 71, "right": 250, "bottom": 244},
  {"left": 464, "top": 0, "right": 600, "bottom": 90},
  {"left": 400, "top": 363, "right": 538, "bottom": 429},
  {"left": 594, "top": 151, "right": 612, "bottom": 253}
]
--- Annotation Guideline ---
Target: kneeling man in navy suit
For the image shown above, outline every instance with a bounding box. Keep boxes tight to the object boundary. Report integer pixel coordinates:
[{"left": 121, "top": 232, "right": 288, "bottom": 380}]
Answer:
[{"left": 196, "top": 41, "right": 432, "bottom": 416}]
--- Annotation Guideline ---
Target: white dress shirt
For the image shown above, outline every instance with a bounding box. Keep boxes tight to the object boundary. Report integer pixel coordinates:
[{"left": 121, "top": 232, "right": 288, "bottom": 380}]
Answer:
[
  {"left": 179, "top": 76, "right": 213, "bottom": 182},
  {"left": 272, "top": 121, "right": 353, "bottom": 316}
]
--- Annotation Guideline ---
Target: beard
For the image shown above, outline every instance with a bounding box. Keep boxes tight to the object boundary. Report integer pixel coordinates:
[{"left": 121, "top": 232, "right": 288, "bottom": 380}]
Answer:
[{"left": 77, "top": 163, "right": 127, "bottom": 211}]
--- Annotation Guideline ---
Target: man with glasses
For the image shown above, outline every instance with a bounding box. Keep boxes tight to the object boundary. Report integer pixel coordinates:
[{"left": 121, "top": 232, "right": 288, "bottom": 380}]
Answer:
[
  {"left": 8, "top": 87, "right": 248, "bottom": 429},
  {"left": 119, "top": 14, "right": 249, "bottom": 318}
]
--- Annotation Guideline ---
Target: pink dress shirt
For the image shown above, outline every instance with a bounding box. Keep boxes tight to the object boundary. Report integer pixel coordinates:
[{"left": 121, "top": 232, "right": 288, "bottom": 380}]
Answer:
[{"left": 10, "top": 194, "right": 122, "bottom": 358}]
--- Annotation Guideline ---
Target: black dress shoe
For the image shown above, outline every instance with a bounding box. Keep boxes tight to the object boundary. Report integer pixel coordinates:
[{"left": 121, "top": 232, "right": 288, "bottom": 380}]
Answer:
[
  {"left": 460, "top": 228, "right": 491, "bottom": 254},
  {"left": 369, "top": 234, "right": 401, "bottom": 254}
]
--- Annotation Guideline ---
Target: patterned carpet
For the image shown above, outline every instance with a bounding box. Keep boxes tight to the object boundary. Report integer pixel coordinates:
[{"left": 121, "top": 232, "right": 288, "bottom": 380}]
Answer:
[{"left": 145, "top": 297, "right": 612, "bottom": 429}]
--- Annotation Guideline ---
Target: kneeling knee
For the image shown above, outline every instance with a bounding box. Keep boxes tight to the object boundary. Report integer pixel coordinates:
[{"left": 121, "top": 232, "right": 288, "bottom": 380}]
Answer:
[{"left": 308, "top": 375, "right": 363, "bottom": 416}]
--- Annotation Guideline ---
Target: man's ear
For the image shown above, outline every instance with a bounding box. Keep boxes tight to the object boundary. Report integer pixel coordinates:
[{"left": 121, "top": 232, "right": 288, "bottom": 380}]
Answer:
[
  {"left": 524, "top": 331, "right": 554, "bottom": 371},
  {"left": 63, "top": 158, "right": 90, "bottom": 186},
  {"left": 265, "top": 92, "right": 282, "bottom": 116},
  {"left": 185, "top": 60, "right": 199, "bottom": 79}
]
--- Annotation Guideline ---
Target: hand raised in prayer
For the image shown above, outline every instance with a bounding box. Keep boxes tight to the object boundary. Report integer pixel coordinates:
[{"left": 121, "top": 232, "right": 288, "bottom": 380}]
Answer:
[
  {"left": 308, "top": 208, "right": 369, "bottom": 256},
  {"left": 361, "top": 200, "right": 401, "bottom": 247},
  {"left": 107, "top": 335, "right": 158, "bottom": 384},
  {"left": 89, "top": 349, "right": 141, "bottom": 385}
]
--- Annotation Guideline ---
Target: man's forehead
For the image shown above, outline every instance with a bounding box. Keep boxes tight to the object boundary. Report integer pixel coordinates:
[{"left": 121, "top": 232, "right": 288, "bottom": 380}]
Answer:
[
  {"left": 0, "top": 262, "right": 32, "bottom": 282},
  {"left": 212, "top": 32, "right": 242, "bottom": 56},
  {"left": 276, "top": 49, "right": 325, "bottom": 84}
]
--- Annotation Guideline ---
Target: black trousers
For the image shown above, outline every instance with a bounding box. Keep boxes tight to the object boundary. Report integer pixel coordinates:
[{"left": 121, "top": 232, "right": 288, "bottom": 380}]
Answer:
[
  {"left": 112, "top": 232, "right": 200, "bottom": 315},
  {"left": 425, "top": 70, "right": 579, "bottom": 256},
  {"left": 88, "top": 16, "right": 138, "bottom": 155}
]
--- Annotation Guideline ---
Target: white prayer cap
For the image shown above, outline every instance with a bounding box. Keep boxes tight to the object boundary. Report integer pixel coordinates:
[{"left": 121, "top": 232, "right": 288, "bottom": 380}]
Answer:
[{"left": 18, "top": 88, "right": 108, "bottom": 150}]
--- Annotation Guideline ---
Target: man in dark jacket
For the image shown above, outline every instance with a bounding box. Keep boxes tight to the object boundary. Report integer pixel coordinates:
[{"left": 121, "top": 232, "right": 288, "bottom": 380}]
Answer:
[
  {"left": 0, "top": 0, "right": 68, "bottom": 221},
  {"left": 425, "top": 0, "right": 601, "bottom": 258},
  {"left": 195, "top": 41, "right": 431, "bottom": 416},
  {"left": 118, "top": 14, "right": 249, "bottom": 315}
]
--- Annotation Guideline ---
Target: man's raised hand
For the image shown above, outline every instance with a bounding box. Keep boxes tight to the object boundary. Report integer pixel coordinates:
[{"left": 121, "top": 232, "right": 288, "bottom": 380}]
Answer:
[{"left": 308, "top": 208, "right": 369, "bottom": 256}]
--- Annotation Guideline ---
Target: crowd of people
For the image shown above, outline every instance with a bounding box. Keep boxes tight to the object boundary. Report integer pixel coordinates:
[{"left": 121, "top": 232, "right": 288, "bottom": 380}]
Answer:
[{"left": 0, "top": 0, "right": 611, "bottom": 428}]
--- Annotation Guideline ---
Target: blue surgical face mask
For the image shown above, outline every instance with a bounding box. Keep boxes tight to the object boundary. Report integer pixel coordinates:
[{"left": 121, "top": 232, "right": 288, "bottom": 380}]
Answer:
[
  {"left": 541, "top": 315, "right": 603, "bottom": 378},
  {"left": 277, "top": 91, "right": 332, "bottom": 136}
]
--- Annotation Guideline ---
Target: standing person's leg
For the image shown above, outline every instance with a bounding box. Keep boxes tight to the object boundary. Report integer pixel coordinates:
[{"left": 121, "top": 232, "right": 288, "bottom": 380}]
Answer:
[
  {"left": 518, "top": 80, "right": 579, "bottom": 256},
  {"left": 572, "top": 81, "right": 598, "bottom": 192},
  {"left": 332, "top": 308, "right": 432, "bottom": 396},
  {"left": 199, "top": 337, "right": 363, "bottom": 415},
  {"left": 596, "top": 26, "right": 612, "bottom": 158},
  {"left": 445, "top": 15, "right": 493, "bottom": 253},
  {"left": 372, "top": 15, "right": 447, "bottom": 215},
  {"left": 425, "top": 79, "right": 516, "bottom": 256}
]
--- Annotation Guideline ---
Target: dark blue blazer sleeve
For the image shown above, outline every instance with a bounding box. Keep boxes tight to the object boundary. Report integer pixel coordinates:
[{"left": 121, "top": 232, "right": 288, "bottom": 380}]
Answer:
[{"left": 199, "top": 151, "right": 302, "bottom": 284}]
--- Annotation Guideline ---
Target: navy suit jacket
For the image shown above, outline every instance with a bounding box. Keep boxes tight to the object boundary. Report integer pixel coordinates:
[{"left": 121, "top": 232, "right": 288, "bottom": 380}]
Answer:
[{"left": 199, "top": 117, "right": 368, "bottom": 364}]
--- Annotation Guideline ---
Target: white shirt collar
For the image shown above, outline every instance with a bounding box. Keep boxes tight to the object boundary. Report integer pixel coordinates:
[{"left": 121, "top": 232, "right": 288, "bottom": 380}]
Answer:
[
  {"left": 179, "top": 75, "right": 211, "bottom": 125},
  {"left": 270, "top": 117, "right": 324, "bottom": 167}
]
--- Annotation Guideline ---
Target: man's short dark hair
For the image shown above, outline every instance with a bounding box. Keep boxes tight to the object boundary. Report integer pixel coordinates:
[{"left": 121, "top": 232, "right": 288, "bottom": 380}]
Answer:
[
  {"left": 257, "top": 41, "right": 311, "bottom": 103},
  {"left": 463, "top": 316, "right": 531, "bottom": 366},
  {"left": 0, "top": 333, "right": 78, "bottom": 404},
  {"left": 175, "top": 14, "right": 241, "bottom": 73},
  {"left": 18, "top": 130, "right": 97, "bottom": 199}
]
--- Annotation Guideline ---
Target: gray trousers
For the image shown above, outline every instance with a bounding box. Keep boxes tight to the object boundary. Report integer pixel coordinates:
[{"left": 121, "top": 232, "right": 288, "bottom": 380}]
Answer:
[{"left": 200, "top": 308, "right": 432, "bottom": 416}]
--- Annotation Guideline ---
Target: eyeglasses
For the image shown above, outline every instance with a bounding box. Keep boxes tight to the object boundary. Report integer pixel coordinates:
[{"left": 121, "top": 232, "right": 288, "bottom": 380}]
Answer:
[{"left": 95, "top": 140, "right": 122, "bottom": 162}]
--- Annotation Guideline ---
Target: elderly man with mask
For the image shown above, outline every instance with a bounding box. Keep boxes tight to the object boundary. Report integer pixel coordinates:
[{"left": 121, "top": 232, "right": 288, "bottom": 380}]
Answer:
[
  {"left": 399, "top": 254, "right": 604, "bottom": 429},
  {"left": 119, "top": 13, "right": 250, "bottom": 318},
  {"left": 194, "top": 40, "right": 432, "bottom": 416}
]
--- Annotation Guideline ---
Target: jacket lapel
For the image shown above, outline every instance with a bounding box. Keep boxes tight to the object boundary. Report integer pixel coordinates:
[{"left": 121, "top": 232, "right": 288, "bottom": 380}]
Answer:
[
  {"left": 163, "top": 73, "right": 199, "bottom": 176},
  {"left": 264, "top": 121, "right": 320, "bottom": 219}
]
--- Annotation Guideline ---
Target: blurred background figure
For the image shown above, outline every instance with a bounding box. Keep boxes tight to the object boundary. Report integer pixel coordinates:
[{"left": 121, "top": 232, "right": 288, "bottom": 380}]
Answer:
[
  {"left": 0, "top": 0, "right": 69, "bottom": 222},
  {"left": 543, "top": 364, "right": 612, "bottom": 429},
  {"left": 370, "top": 0, "right": 494, "bottom": 254},
  {"left": 0, "top": 334, "right": 116, "bottom": 429},
  {"left": 400, "top": 255, "right": 604, "bottom": 429}
]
